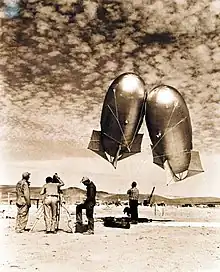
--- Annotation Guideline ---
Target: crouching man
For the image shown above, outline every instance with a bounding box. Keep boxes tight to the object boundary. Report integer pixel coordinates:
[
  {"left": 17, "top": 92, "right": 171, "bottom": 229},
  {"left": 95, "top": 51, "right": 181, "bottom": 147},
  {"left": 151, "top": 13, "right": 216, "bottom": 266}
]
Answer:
[
  {"left": 76, "top": 177, "right": 96, "bottom": 235},
  {"left": 40, "top": 175, "right": 64, "bottom": 233}
]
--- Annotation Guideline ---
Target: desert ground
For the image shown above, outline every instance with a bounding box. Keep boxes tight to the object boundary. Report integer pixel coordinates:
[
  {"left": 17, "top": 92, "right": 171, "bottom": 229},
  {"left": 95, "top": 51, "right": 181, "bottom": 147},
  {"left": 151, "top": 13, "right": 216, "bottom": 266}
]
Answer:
[{"left": 1, "top": 204, "right": 220, "bottom": 272}]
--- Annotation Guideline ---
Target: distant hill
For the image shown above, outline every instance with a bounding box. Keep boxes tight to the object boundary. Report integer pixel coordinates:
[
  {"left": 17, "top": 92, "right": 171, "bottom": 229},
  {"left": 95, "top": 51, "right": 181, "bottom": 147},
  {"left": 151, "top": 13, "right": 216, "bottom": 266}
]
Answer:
[
  {"left": 104, "top": 193, "right": 220, "bottom": 206},
  {"left": 0, "top": 185, "right": 111, "bottom": 204},
  {"left": 1, "top": 185, "right": 220, "bottom": 206},
  {"left": 62, "top": 187, "right": 111, "bottom": 204}
]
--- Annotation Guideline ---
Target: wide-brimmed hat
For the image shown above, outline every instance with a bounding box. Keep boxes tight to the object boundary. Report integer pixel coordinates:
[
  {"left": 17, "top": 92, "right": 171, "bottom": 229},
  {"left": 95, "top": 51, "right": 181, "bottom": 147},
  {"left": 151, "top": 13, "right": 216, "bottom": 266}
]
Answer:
[
  {"left": 22, "top": 172, "right": 31, "bottom": 178},
  {"left": 81, "top": 176, "right": 90, "bottom": 183}
]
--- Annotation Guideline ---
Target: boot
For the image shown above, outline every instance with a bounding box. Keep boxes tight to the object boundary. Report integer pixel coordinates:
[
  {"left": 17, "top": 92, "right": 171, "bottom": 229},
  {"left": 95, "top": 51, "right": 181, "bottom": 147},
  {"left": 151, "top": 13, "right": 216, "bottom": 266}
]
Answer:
[{"left": 83, "top": 229, "right": 94, "bottom": 235}]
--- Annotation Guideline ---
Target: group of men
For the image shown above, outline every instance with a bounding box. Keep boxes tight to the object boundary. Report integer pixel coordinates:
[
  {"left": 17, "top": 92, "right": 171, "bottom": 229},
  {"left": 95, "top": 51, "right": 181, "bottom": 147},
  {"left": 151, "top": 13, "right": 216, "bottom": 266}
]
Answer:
[
  {"left": 15, "top": 171, "right": 140, "bottom": 235},
  {"left": 15, "top": 172, "right": 97, "bottom": 235}
]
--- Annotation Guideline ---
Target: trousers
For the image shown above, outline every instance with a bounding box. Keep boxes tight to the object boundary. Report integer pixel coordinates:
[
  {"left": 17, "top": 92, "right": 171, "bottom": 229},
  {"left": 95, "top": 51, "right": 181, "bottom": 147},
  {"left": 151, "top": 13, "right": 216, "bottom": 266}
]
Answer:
[
  {"left": 16, "top": 204, "right": 29, "bottom": 231},
  {"left": 129, "top": 200, "right": 139, "bottom": 222},
  {"left": 76, "top": 202, "right": 94, "bottom": 231},
  {"left": 44, "top": 196, "right": 59, "bottom": 232}
]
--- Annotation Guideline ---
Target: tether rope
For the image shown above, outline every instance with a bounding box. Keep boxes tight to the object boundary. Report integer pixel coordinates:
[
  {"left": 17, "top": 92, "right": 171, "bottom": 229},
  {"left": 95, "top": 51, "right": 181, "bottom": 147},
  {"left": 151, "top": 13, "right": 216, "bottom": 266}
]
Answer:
[
  {"left": 151, "top": 117, "right": 187, "bottom": 153},
  {"left": 107, "top": 104, "right": 130, "bottom": 149}
]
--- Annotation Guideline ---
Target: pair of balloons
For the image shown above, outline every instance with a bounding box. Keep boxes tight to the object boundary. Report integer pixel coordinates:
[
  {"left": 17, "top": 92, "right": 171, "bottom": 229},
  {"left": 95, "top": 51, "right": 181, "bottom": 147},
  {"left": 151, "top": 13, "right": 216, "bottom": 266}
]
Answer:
[{"left": 88, "top": 73, "right": 204, "bottom": 183}]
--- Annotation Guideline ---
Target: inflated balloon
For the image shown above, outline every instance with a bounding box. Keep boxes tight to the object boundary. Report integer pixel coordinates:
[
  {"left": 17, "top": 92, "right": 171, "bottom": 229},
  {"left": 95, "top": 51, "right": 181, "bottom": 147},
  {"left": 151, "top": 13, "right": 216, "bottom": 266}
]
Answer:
[
  {"left": 88, "top": 72, "right": 147, "bottom": 168},
  {"left": 145, "top": 85, "right": 204, "bottom": 184}
]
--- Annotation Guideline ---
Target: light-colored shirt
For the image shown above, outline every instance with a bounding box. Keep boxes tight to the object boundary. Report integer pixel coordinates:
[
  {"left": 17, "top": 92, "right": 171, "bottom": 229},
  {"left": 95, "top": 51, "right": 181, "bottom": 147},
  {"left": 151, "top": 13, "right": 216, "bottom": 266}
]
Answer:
[
  {"left": 127, "top": 187, "right": 139, "bottom": 201},
  {"left": 16, "top": 179, "right": 30, "bottom": 205},
  {"left": 40, "top": 183, "right": 61, "bottom": 196}
]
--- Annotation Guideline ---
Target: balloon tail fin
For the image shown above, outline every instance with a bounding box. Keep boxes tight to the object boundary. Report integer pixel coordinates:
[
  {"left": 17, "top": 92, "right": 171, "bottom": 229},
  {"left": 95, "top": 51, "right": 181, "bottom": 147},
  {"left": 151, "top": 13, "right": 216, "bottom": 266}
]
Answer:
[
  {"left": 88, "top": 130, "right": 108, "bottom": 161},
  {"left": 187, "top": 150, "right": 204, "bottom": 178}
]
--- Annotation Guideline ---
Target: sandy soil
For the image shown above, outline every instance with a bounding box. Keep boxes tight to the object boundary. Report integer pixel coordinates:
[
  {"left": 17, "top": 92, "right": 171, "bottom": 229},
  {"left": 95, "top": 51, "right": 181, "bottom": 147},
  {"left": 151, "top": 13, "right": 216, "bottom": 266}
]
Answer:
[{"left": 1, "top": 205, "right": 220, "bottom": 272}]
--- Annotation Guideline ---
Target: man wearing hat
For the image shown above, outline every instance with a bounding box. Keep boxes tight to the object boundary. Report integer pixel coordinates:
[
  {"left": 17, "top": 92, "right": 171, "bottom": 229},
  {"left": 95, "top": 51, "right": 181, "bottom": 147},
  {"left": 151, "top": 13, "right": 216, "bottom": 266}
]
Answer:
[
  {"left": 76, "top": 176, "right": 96, "bottom": 235},
  {"left": 15, "top": 172, "right": 31, "bottom": 233},
  {"left": 127, "top": 181, "right": 139, "bottom": 224}
]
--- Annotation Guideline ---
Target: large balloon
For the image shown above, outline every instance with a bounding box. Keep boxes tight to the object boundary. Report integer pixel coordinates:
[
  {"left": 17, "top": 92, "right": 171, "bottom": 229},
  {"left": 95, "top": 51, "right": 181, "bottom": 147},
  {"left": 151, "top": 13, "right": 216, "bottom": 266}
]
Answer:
[
  {"left": 88, "top": 72, "right": 147, "bottom": 168},
  {"left": 145, "top": 85, "right": 204, "bottom": 184}
]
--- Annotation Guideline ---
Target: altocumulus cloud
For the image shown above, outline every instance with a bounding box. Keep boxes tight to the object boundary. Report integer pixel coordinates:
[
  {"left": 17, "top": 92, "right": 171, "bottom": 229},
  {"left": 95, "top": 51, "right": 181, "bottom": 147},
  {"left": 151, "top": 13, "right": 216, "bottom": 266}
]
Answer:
[{"left": 0, "top": 0, "right": 219, "bottom": 157}]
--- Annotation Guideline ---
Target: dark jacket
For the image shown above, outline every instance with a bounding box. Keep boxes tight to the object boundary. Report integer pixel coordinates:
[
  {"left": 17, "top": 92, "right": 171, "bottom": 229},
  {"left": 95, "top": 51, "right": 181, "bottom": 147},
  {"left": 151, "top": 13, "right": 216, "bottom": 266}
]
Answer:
[{"left": 85, "top": 181, "right": 96, "bottom": 205}]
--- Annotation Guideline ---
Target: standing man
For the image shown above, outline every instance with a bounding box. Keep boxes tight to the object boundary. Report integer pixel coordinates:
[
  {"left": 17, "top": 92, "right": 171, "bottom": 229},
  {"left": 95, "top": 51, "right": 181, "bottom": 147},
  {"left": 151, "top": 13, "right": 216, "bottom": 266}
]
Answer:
[
  {"left": 40, "top": 175, "right": 64, "bottom": 234},
  {"left": 15, "top": 172, "right": 31, "bottom": 233},
  {"left": 76, "top": 177, "right": 96, "bottom": 235},
  {"left": 127, "top": 181, "right": 139, "bottom": 224}
]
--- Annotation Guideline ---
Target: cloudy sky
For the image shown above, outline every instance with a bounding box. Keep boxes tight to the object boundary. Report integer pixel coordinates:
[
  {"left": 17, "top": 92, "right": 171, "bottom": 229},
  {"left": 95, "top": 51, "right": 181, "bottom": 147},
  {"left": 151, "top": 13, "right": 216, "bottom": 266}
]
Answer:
[{"left": 0, "top": 0, "right": 219, "bottom": 196}]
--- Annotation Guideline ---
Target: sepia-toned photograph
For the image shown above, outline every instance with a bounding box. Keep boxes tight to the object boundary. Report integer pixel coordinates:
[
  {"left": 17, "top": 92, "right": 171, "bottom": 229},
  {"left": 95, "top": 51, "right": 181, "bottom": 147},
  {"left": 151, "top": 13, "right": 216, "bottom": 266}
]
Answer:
[{"left": 0, "top": 0, "right": 220, "bottom": 271}]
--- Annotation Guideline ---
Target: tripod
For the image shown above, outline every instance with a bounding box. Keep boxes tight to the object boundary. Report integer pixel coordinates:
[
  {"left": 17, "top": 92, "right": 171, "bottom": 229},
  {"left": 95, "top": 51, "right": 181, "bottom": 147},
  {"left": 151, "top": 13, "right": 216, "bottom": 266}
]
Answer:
[
  {"left": 29, "top": 198, "right": 74, "bottom": 233},
  {"left": 29, "top": 204, "right": 44, "bottom": 232},
  {"left": 56, "top": 195, "right": 74, "bottom": 232}
]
